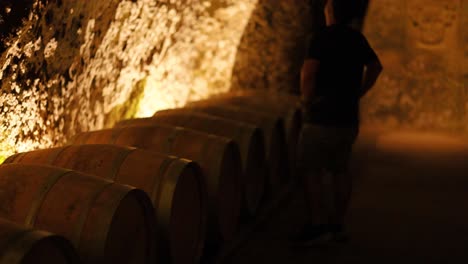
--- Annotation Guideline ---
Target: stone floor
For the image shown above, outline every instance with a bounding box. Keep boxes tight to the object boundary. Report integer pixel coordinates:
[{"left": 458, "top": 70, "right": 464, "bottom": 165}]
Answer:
[{"left": 219, "top": 128, "right": 468, "bottom": 264}]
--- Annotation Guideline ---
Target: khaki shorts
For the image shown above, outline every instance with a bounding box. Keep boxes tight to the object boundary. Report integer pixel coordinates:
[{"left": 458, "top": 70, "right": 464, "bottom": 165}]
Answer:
[{"left": 296, "top": 124, "right": 358, "bottom": 175}]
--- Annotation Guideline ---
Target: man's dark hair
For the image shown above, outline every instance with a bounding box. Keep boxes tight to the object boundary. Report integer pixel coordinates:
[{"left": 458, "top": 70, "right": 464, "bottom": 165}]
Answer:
[{"left": 332, "top": 0, "right": 359, "bottom": 25}]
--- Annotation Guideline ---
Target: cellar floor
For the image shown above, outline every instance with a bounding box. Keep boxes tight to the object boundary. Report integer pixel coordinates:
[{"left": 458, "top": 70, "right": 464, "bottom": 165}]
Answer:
[{"left": 219, "top": 128, "right": 468, "bottom": 264}]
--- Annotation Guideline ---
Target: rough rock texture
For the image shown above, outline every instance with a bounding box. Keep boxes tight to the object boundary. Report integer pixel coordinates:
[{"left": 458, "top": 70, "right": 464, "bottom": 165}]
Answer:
[
  {"left": 230, "top": 0, "right": 370, "bottom": 94},
  {"left": 8, "top": 0, "right": 456, "bottom": 162},
  {"left": 361, "top": 0, "right": 467, "bottom": 133},
  {"left": 230, "top": 0, "right": 320, "bottom": 94},
  {"left": 0, "top": 1, "right": 35, "bottom": 53},
  {"left": 0, "top": 0, "right": 263, "bottom": 160},
  {"left": 0, "top": 0, "right": 327, "bottom": 161}
]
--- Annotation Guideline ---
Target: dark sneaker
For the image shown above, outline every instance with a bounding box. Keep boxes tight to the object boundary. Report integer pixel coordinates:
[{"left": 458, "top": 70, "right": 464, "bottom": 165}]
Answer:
[{"left": 291, "top": 225, "right": 332, "bottom": 247}]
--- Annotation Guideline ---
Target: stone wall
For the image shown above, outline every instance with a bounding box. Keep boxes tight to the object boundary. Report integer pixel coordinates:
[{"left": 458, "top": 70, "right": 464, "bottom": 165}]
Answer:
[
  {"left": 361, "top": 0, "right": 467, "bottom": 133},
  {"left": 0, "top": 0, "right": 320, "bottom": 161},
  {"left": 230, "top": 0, "right": 320, "bottom": 94},
  {"left": 0, "top": 0, "right": 260, "bottom": 160},
  {"left": 230, "top": 0, "right": 369, "bottom": 94},
  {"left": 6, "top": 0, "right": 463, "bottom": 162}
]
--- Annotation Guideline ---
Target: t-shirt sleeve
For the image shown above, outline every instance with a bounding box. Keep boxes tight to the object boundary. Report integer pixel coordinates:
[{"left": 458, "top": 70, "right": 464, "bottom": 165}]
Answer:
[
  {"left": 360, "top": 35, "right": 378, "bottom": 64},
  {"left": 305, "top": 33, "right": 324, "bottom": 60}
]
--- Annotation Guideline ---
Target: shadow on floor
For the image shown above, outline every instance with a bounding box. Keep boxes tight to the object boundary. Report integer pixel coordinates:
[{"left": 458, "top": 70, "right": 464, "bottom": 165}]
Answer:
[{"left": 221, "top": 128, "right": 468, "bottom": 264}]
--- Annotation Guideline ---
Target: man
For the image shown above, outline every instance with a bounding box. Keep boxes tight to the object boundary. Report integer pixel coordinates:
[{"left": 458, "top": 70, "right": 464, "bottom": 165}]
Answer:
[{"left": 294, "top": 0, "right": 382, "bottom": 245}]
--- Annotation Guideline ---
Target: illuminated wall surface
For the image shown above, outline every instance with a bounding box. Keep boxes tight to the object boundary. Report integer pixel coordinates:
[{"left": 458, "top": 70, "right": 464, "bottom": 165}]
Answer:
[
  {"left": 361, "top": 0, "right": 467, "bottom": 132},
  {"left": 0, "top": 0, "right": 314, "bottom": 161},
  {"left": 3, "top": 0, "right": 465, "bottom": 162},
  {"left": 231, "top": 0, "right": 316, "bottom": 93}
]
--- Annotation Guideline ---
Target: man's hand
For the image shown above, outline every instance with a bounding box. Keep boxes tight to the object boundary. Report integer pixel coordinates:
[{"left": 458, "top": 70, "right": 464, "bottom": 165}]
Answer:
[{"left": 360, "top": 59, "right": 383, "bottom": 97}]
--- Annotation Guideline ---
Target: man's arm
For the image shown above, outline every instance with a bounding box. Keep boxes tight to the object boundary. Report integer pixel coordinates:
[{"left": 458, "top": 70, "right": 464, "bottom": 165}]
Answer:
[
  {"left": 300, "top": 59, "right": 320, "bottom": 104},
  {"left": 360, "top": 58, "right": 383, "bottom": 98}
]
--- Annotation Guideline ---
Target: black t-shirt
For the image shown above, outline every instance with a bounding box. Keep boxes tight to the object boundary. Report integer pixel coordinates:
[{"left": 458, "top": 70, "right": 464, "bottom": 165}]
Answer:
[{"left": 304, "top": 24, "right": 378, "bottom": 127}]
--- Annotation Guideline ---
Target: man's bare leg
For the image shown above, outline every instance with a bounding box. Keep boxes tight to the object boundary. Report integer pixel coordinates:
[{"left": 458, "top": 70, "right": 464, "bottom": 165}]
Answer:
[
  {"left": 329, "top": 170, "right": 353, "bottom": 241},
  {"left": 303, "top": 169, "right": 327, "bottom": 226}
]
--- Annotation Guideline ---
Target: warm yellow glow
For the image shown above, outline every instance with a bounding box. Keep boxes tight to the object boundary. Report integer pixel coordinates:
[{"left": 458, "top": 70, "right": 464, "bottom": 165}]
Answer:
[
  {"left": 377, "top": 131, "right": 468, "bottom": 153},
  {"left": 362, "top": 0, "right": 466, "bottom": 132},
  {"left": 136, "top": 1, "right": 258, "bottom": 116},
  {"left": 0, "top": 0, "right": 258, "bottom": 160}
]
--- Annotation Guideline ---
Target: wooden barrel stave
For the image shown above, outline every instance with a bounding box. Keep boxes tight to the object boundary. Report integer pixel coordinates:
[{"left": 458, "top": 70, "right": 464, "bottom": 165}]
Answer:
[
  {"left": 187, "top": 93, "right": 302, "bottom": 179},
  {"left": 183, "top": 103, "right": 290, "bottom": 192},
  {"left": 117, "top": 148, "right": 206, "bottom": 264},
  {"left": 0, "top": 163, "right": 156, "bottom": 264},
  {"left": 112, "top": 126, "right": 239, "bottom": 241},
  {"left": 5, "top": 144, "right": 207, "bottom": 264},
  {"left": 132, "top": 111, "right": 267, "bottom": 215},
  {"left": 70, "top": 126, "right": 242, "bottom": 242},
  {"left": 0, "top": 218, "right": 79, "bottom": 264}
]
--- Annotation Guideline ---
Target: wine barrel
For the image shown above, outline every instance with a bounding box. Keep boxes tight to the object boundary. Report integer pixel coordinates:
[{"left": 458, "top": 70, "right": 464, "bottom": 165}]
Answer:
[
  {"left": 0, "top": 218, "right": 79, "bottom": 264},
  {"left": 5, "top": 144, "right": 206, "bottom": 264},
  {"left": 188, "top": 92, "right": 301, "bottom": 178},
  {"left": 208, "top": 90, "right": 300, "bottom": 111},
  {"left": 0, "top": 163, "right": 156, "bottom": 264},
  {"left": 227, "top": 90, "right": 300, "bottom": 105},
  {"left": 117, "top": 112, "right": 267, "bottom": 215},
  {"left": 165, "top": 106, "right": 289, "bottom": 194},
  {"left": 70, "top": 125, "right": 242, "bottom": 242}
]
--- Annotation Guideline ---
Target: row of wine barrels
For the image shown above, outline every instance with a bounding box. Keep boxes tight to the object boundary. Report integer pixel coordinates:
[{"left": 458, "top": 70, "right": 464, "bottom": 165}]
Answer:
[
  {"left": 0, "top": 90, "right": 299, "bottom": 264},
  {"left": 227, "top": 90, "right": 301, "bottom": 107},
  {"left": 116, "top": 112, "right": 266, "bottom": 215},
  {"left": 188, "top": 91, "right": 302, "bottom": 176},
  {"left": 4, "top": 144, "right": 206, "bottom": 264},
  {"left": 0, "top": 163, "right": 156, "bottom": 264},
  {"left": 70, "top": 125, "right": 242, "bottom": 242},
  {"left": 182, "top": 104, "right": 289, "bottom": 193},
  {"left": 0, "top": 218, "right": 79, "bottom": 264},
  {"left": 230, "top": 91, "right": 301, "bottom": 164}
]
